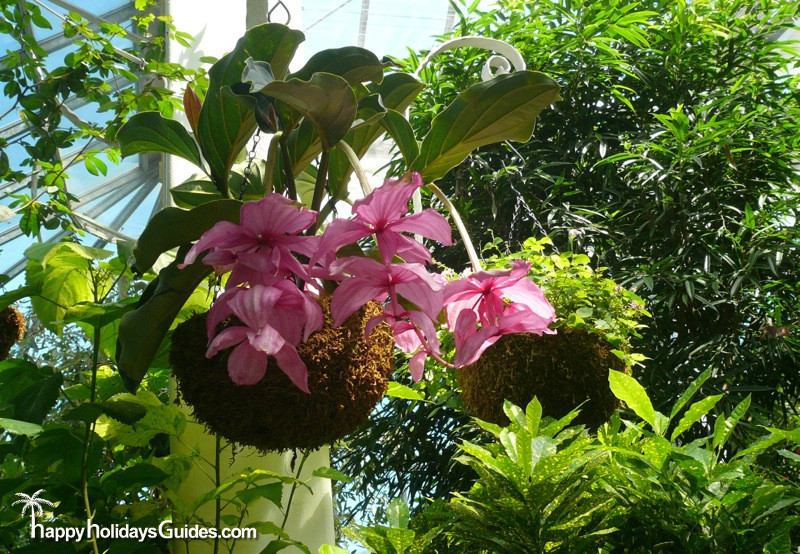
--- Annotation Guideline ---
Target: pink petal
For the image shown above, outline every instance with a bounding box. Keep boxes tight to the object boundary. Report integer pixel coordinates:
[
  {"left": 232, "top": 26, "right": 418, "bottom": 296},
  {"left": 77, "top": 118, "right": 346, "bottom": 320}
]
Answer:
[
  {"left": 353, "top": 182, "right": 417, "bottom": 225},
  {"left": 502, "top": 279, "right": 556, "bottom": 322},
  {"left": 394, "top": 280, "right": 443, "bottom": 321},
  {"left": 388, "top": 209, "right": 453, "bottom": 246},
  {"left": 179, "top": 221, "right": 248, "bottom": 268},
  {"left": 454, "top": 327, "right": 501, "bottom": 367},
  {"left": 247, "top": 324, "right": 286, "bottom": 355},
  {"left": 330, "top": 278, "right": 386, "bottom": 327},
  {"left": 272, "top": 345, "right": 310, "bottom": 393},
  {"left": 229, "top": 285, "right": 282, "bottom": 329},
  {"left": 408, "top": 310, "right": 441, "bottom": 353},
  {"left": 409, "top": 351, "right": 427, "bottom": 382},
  {"left": 206, "top": 326, "right": 249, "bottom": 357},
  {"left": 376, "top": 230, "right": 432, "bottom": 263},
  {"left": 227, "top": 342, "right": 268, "bottom": 385},
  {"left": 241, "top": 194, "right": 317, "bottom": 236},
  {"left": 313, "top": 218, "right": 371, "bottom": 265},
  {"left": 206, "top": 286, "right": 246, "bottom": 341}
]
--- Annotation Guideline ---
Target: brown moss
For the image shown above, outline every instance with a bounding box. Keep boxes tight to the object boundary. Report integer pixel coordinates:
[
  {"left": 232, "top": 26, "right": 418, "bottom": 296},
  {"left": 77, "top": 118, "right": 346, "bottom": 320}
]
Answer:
[
  {"left": 169, "top": 296, "right": 394, "bottom": 451},
  {"left": 0, "top": 306, "right": 25, "bottom": 360},
  {"left": 459, "top": 329, "right": 628, "bottom": 429}
]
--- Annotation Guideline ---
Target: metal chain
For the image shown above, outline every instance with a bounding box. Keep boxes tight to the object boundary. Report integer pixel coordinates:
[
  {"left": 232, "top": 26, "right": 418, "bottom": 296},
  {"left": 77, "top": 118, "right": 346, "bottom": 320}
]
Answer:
[{"left": 239, "top": 129, "right": 261, "bottom": 200}]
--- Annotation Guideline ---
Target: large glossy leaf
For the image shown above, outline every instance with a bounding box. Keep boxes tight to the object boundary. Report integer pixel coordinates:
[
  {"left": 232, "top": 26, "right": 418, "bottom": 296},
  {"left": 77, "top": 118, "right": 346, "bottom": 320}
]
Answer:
[
  {"left": 380, "top": 109, "right": 418, "bottom": 165},
  {"left": 412, "top": 71, "right": 560, "bottom": 182},
  {"left": 196, "top": 24, "right": 304, "bottom": 194},
  {"left": 117, "top": 112, "right": 202, "bottom": 168},
  {"left": 608, "top": 370, "right": 656, "bottom": 428},
  {"left": 713, "top": 394, "right": 751, "bottom": 450},
  {"left": 289, "top": 46, "right": 385, "bottom": 85},
  {"left": 131, "top": 199, "right": 241, "bottom": 274},
  {"left": 116, "top": 251, "right": 212, "bottom": 390},
  {"left": 326, "top": 73, "right": 425, "bottom": 193},
  {"left": 256, "top": 73, "right": 357, "bottom": 150}
]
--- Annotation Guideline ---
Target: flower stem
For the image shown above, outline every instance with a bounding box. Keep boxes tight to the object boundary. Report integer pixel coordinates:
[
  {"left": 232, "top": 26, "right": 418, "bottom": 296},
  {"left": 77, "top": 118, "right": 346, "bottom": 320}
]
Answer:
[
  {"left": 427, "top": 183, "right": 482, "bottom": 273},
  {"left": 81, "top": 323, "right": 101, "bottom": 554},
  {"left": 311, "top": 150, "right": 331, "bottom": 214},
  {"left": 262, "top": 131, "right": 283, "bottom": 195},
  {"left": 279, "top": 135, "right": 297, "bottom": 201},
  {"left": 281, "top": 449, "right": 310, "bottom": 529},
  {"left": 338, "top": 142, "right": 372, "bottom": 196}
]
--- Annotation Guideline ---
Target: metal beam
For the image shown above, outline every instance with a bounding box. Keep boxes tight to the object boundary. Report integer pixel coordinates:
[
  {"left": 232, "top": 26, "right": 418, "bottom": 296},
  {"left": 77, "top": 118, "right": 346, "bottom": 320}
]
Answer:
[{"left": 40, "top": 0, "right": 146, "bottom": 43}]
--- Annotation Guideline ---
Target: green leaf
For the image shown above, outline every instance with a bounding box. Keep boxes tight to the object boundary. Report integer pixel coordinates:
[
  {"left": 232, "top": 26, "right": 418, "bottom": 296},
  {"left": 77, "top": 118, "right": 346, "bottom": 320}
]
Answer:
[
  {"left": 99, "top": 399, "right": 149, "bottom": 425},
  {"left": 670, "top": 367, "right": 713, "bottom": 420},
  {"left": 100, "top": 463, "right": 169, "bottom": 491},
  {"left": 386, "top": 497, "right": 410, "bottom": 529},
  {"left": 117, "top": 112, "right": 202, "bottom": 167},
  {"left": 608, "top": 370, "right": 656, "bottom": 428},
  {"left": 11, "top": 372, "right": 63, "bottom": 424},
  {"left": 131, "top": 199, "right": 241, "bottom": 274},
  {"left": 289, "top": 46, "right": 385, "bottom": 85},
  {"left": 0, "top": 417, "right": 43, "bottom": 436},
  {"left": 256, "top": 73, "right": 357, "bottom": 150},
  {"left": 526, "top": 397, "right": 543, "bottom": 436},
  {"left": 318, "top": 546, "right": 349, "bottom": 554},
  {"left": 0, "top": 285, "right": 38, "bottom": 311},
  {"left": 385, "top": 381, "right": 424, "bottom": 401},
  {"left": 311, "top": 466, "right": 352, "bottom": 483},
  {"left": 116, "top": 251, "right": 212, "bottom": 389},
  {"left": 503, "top": 400, "right": 527, "bottom": 429},
  {"left": 326, "top": 73, "right": 424, "bottom": 193},
  {"left": 713, "top": 394, "right": 751, "bottom": 450},
  {"left": 413, "top": 71, "right": 560, "bottom": 182},
  {"left": 380, "top": 109, "right": 418, "bottom": 165},
  {"left": 196, "top": 24, "right": 304, "bottom": 194},
  {"left": 170, "top": 178, "right": 224, "bottom": 208},
  {"left": 236, "top": 482, "right": 283, "bottom": 508},
  {"left": 64, "top": 299, "right": 137, "bottom": 328},
  {"left": 31, "top": 264, "right": 93, "bottom": 334},
  {"left": 25, "top": 242, "right": 112, "bottom": 266},
  {"left": 671, "top": 394, "right": 723, "bottom": 441}
]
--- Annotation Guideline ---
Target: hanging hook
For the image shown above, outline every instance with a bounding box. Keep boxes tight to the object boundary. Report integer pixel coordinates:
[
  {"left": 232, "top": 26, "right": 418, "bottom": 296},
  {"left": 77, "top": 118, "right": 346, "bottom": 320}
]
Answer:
[{"left": 268, "top": 0, "right": 291, "bottom": 25}]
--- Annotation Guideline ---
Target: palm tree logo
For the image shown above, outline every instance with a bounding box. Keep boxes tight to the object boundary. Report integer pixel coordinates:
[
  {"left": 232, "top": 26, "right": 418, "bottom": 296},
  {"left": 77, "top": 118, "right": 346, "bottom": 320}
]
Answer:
[{"left": 12, "top": 490, "right": 54, "bottom": 527}]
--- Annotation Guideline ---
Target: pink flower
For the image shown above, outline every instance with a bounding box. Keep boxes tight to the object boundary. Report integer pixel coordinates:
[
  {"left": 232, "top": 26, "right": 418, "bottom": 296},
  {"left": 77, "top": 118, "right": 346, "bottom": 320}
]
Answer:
[
  {"left": 205, "top": 283, "right": 323, "bottom": 392},
  {"left": 328, "top": 256, "right": 443, "bottom": 327},
  {"left": 443, "top": 260, "right": 556, "bottom": 367},
  {"left": 313, "top": 172, "right": 452, "bottom": 265},
  {"left": 365, "top": 309, "right": 441, "bottom": 382},
  {"left": 181, "top": 194, "right": 319, "bottom": 287}
]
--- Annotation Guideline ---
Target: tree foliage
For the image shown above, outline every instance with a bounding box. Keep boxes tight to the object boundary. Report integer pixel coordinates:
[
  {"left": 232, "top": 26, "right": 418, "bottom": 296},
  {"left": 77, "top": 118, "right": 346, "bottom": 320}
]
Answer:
[{"left": 403, "top": 0, "right": 800, "bottom": 417}]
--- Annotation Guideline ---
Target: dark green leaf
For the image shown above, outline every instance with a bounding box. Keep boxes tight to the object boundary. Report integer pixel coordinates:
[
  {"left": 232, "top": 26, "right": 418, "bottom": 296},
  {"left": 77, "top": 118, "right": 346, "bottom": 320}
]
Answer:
[
  {"left": 380, "top": 109, "right": 418, "bottom": 165},
  {"left": 11, "top": 372, "right": 63, "bottom": 424},
  {"left": 196, "top": 24, "right": 304, "bottom": 194},
  {"left": 118, "top": 111, "right": 202, "bottom": 167},
  {"left": 413, "top": 71, "right": 560, "bottom": 182},
  {"left": 290, "top": 46, "right": 385, "bottom": 85},
  {"left": 236, "top": 483, "right": 283, "bottom": 507},
  {"left": 64, "top": 299, "right": 137, "bottom": 328},
  {"left": 100, "top": 463, "right": 169, "bottom": 491},
  {"left": 131, "top": 199, "right": 241, "bottom": 274},
  {"left": 0, "top": 417, "right": 43, "bottom": 436}
]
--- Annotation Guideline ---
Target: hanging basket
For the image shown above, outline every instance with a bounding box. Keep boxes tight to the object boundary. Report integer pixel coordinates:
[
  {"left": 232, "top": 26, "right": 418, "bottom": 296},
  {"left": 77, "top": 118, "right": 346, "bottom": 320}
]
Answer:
[
  {"left": 169, "top": 297, "right": 394, "bottom": 452},
  {"left": 459, "top": 328, "right": 628, "bottom": 429},
  {"left": 0, "top": 305, "right": 25, "bottom": 360}
]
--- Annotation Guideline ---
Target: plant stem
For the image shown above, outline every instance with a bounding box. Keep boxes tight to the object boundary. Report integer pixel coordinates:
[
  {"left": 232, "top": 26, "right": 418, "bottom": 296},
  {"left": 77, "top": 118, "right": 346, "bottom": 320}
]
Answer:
[
  {"left": 80, "top": 323, "right": 101, "bottom": 554},
  {"left": 281, "top": 449, "right": 310, "bottom": 529},
  {"left": 262, "top": 131, "right": 283, "bottom": 195},
  {"left": 427, "top": 183, "right": 482, "bottom": 273},
  {"left": 279, "top": 136, "right": 297, "bottom": 201},
  {"left": 311, "top": 150, "right": 331, "bottom": 214},
  {"left": 338, "top": 142, "right": 372, "bottom": 196},
  {"left": 213, "top": 434, "right": 222, "bottom": 554}
]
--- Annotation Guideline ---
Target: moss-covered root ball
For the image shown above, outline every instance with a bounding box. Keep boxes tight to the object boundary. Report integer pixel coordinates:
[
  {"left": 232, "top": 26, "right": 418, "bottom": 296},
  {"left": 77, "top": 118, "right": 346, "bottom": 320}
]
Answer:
[
  {"left": 459, "top": 329, "right": 628, "bottom": 429},
  {"left": 169, "top": 297, "right": 394, "bottom": 452},
  {"left": 0, "top": 305, "right": 25, "bottom": 360}
]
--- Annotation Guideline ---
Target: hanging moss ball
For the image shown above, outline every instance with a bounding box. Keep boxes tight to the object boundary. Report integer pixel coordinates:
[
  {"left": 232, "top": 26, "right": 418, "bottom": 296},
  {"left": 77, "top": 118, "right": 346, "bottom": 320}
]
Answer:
[
  {"left": 459, "top": 329, "right": 628, "bottom": 429},
  {"left": 0, "top": 305, "right": 25, "bottom": 360},
  {"left": 169, "top": 296, "right": 394, "bottom": 452}
]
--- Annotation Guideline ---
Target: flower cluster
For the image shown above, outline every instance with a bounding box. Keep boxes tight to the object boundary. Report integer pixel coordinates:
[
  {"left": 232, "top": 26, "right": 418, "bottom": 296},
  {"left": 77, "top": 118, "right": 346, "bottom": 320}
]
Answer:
[{"left": 183, "top": 172, "right": 555, "bottom": 391}]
